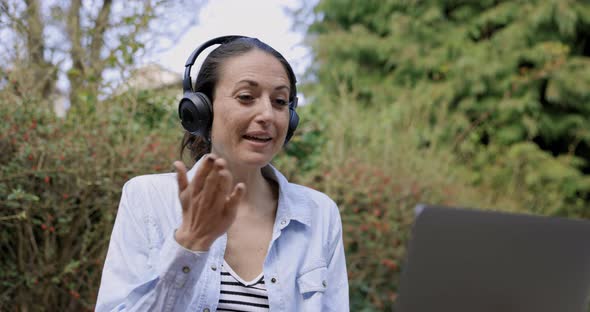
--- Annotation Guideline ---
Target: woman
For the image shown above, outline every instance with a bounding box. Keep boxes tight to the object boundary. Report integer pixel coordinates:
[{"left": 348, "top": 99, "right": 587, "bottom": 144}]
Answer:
[{"left": 96, "top": 36, "right": 349, "bottom": 311}]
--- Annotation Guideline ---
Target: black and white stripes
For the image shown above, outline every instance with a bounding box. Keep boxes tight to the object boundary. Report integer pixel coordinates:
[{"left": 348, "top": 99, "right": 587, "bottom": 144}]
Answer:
[{"left": 217, "top": 260, "right": 269, "bottom": 312}]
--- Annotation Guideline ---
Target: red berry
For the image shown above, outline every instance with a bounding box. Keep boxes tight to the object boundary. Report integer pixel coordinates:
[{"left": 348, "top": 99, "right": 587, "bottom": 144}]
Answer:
[
  {"left": 381, "top": 259, "right": 398, "bottom": 271},
  {"left": 69, "top": 290, "right": 80, "bottom": 299}
]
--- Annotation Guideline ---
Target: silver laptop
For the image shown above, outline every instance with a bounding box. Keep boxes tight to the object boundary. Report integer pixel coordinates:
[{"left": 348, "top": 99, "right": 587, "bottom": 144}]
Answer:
[{"left": 396, "top": 205, "right": 590, "bottom": 312}]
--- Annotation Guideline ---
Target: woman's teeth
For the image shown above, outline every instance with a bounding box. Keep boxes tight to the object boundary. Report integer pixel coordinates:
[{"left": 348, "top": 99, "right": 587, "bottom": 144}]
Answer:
[{"left": 243, "top": 135, "right": 271, "bottom": 142}]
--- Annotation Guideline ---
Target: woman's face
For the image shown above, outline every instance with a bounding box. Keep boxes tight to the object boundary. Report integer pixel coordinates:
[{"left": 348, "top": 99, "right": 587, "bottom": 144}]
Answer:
[{"left": 210, "top": 49, "right": 291, "bottom": 169}]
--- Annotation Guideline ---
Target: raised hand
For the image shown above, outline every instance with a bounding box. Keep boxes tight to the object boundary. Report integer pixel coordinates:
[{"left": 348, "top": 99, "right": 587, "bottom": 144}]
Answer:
[{"left": 173, "top": 154, "right": 246, "bottom": 251}]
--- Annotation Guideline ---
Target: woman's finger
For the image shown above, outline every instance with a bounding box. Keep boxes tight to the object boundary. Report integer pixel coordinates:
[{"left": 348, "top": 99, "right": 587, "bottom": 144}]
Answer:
[
  {"left": 193, "top": 154, "right": 217, "bottom": 194},
  {"left": 200, "top": 164, "right": 221, "bottom": 204},
  {"left": 213, "top": 157, "right": 227, "bottom": 170},
  {"left": 224, "top": 183, "right": 245, "bottom": 219},
  {"left": 217, "top": 169, "right": 233, "bottom": 200},
  {"left": 173, "top": 161, "right": 188, "bottom": 193}
]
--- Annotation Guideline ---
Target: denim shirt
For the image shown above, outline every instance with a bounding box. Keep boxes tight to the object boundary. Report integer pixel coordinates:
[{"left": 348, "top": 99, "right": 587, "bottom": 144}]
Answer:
[{"left": 96, "top": 159, "right": 349, "bottom": 311}]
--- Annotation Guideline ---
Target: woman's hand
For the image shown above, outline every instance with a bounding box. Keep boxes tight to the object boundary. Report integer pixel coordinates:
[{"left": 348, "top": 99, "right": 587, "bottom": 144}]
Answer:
[{"left": 173, "top": 154, "right": 246, "bottom": 251}]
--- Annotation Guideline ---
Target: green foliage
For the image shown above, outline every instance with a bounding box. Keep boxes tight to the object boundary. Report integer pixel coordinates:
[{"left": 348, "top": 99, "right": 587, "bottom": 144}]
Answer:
[
  {"left": 306, "top": 0, "right": 590, "bottom": 309},
  {"left": 0, "top": 85, "right": 180, "bottom": 310},
  {"left": 309, "top": 0, "right": 590, "bottom": 212},
  {"left": 275, "top": 103, "right": 328, "bottom": 176}
]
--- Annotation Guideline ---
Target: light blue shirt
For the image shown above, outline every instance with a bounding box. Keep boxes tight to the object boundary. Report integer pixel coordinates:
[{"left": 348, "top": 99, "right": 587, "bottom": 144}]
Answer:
[{"left": 96, "top": 158, "right": 349, "bottom": 311}]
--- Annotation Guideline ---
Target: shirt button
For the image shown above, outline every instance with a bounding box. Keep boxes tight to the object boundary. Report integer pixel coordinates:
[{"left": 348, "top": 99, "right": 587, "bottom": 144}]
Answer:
[
  {"left": 271, "top": 277, "right": 277, "bottom": 283},
  {"left": 182, "top": 266, "right": 190, "bottom": 274},
  {"left": 211, "top": 264, "right": 217, "bottom": 271},
  {"left": 280, "top": 219, "right": 287, "bottom": 226},
  {"left": 203, "top": 308, "right": 210, "bottom": 312},
  {"left": 322, "top": 280, "right": 327, "bottom": 287}
]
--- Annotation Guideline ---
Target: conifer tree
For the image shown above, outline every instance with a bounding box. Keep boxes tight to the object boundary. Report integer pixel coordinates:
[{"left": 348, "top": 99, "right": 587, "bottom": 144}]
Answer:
[{"left": 308, "top": 0, "right": 590, "bottom": 217}]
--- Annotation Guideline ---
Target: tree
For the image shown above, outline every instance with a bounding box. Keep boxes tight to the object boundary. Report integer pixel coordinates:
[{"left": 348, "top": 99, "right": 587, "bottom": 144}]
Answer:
[
  {"left": 308, "top": 0, "right": 590, "bottom": 215},
  {"left": 0, "top": 0, "right": 201, "bottom": 114}
]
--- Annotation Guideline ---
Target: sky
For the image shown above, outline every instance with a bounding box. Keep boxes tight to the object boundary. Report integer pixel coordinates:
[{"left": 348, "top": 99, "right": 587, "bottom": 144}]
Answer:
[{"left": 144, "top": 0, "right": 312, "bottom": 82}]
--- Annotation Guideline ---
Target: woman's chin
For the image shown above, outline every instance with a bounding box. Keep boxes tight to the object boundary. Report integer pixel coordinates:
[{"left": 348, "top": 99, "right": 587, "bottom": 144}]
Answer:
[
  {"left": 236, "top": 151, "right": 276, "bottom": 168},
  {"left": 211, "top": 141, "right": 281, "bottom": 169}
]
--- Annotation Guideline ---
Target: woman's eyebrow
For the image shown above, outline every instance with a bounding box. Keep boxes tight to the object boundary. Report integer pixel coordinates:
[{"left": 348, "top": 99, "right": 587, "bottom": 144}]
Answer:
[
  {"left": 274, "top": 85, "right": 290, "bottom": 92},
  {"left": 234, "top": 79, "right": 289, "bottom": 92},
  {"left": 234, "top": 79, "right": 258, "bottom": 87}
]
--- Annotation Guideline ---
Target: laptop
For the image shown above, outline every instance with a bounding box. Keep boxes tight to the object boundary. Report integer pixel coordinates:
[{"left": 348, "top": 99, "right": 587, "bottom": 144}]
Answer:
[{"left": 395, "top": 205, "right": 590, "bottom": 312}]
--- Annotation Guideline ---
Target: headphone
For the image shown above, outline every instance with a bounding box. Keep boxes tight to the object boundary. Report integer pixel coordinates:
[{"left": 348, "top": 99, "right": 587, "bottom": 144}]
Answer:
[{"left": 178, "top": 35, "right": 299, "bottom": 144}]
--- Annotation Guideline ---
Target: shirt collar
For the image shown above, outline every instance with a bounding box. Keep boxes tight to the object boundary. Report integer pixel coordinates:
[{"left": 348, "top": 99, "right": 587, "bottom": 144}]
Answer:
[
  {"left": 261, "top": 164, "right": 312, "bottom": 227},
  {"left": 187, "top": 156, "right": 312, "bottom": 228}
]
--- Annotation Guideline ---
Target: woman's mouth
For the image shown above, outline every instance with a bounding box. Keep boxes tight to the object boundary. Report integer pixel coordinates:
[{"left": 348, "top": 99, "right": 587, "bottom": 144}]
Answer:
[{"left": 243, "top": 134, "right": 272, "bottom": 142}]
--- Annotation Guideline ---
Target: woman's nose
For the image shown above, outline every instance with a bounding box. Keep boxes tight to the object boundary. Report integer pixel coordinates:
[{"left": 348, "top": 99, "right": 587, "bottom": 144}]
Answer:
[{"left": 254, "top": 96, "right": 274, "bottom": 123}]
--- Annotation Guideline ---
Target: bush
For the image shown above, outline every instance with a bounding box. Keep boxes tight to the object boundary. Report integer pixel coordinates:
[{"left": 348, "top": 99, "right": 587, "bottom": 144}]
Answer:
[
  {"left": 307, "top": 157, "right": 418, "bottom": 310},
  {"left": 0, "top": 88, "right": 179, "bottom": 310}
]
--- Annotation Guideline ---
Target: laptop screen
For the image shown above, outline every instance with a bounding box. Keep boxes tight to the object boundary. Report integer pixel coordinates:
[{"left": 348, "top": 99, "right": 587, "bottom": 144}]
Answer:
[{"left": 396, "top": 205, "right": 590, "bottom": 312}]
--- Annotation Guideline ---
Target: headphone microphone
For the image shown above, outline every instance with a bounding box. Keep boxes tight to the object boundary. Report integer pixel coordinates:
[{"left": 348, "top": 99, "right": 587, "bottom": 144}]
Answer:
[{"left": 178, "top": 35, "right": 299, "bottom": 144}]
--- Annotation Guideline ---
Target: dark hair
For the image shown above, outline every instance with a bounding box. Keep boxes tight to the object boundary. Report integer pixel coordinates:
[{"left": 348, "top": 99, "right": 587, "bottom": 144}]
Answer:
[{"left": 179, "top": 37, "right": 297, "bottom": 163}]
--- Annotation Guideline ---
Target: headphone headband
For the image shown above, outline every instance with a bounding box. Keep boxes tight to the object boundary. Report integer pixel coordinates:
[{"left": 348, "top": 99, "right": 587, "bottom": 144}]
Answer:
[{"left": 183, "top": 35, "right": 249, "bottom": 93}]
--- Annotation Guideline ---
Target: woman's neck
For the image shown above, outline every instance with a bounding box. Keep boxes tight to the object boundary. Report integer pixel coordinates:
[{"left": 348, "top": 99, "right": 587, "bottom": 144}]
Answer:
[{"left": 225, "top": 161, "right": 277, "bottom": 218}]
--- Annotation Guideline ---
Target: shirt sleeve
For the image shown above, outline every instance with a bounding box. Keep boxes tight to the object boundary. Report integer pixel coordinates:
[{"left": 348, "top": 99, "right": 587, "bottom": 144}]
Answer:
[
  {"left": 324, "top": 202, "right": 350, "bottom": 311},
  {"left": 95, "top": 180, "right": 208, "bottom": 312}
]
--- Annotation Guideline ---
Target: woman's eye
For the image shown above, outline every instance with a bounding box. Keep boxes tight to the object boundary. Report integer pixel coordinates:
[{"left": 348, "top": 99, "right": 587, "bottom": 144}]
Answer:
[
  {"left": 275, "top": 98, "right": 288, "bottom": 106},
  {"left": 237, "top": 94, "right": 254, "bottom": 102}
]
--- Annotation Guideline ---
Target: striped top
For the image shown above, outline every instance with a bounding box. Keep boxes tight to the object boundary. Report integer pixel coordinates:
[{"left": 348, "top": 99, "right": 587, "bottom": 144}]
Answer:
[{"left": 217, "top": 260, "right": 269, "bottom": 312}]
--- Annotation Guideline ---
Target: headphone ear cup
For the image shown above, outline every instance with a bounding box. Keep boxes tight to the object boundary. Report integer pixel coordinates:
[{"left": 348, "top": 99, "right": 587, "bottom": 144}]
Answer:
[
  {"left": 285, "top": 107, "right": 299, "bottom": 144},
  {"left": 178, "top": 92, "right": 213, "bottom": 138}
]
